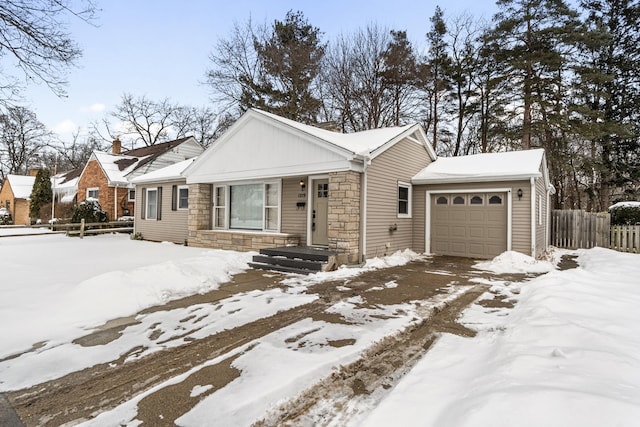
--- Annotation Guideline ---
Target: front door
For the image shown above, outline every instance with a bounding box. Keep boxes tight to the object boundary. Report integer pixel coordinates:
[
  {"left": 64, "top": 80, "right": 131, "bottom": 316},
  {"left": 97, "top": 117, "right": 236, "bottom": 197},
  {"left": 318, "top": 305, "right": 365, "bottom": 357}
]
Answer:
[{"left": 312, "top": 179, "right": 329, "bottom": 246}]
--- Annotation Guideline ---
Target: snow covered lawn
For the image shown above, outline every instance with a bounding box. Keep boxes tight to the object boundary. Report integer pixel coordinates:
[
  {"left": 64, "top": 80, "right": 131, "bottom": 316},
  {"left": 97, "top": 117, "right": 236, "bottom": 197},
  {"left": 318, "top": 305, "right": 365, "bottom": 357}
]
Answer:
[
  {"left": 2, "top": 233, "right": 639, "bottom": 426},
  {"left": 359, "top": 248, "right": 640, "bottom": 427}
]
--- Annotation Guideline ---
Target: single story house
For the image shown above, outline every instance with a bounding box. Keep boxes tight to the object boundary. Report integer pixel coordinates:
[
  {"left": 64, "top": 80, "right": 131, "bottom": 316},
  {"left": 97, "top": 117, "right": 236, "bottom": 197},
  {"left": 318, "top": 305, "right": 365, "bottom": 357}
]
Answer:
[
  {"left": 131, "top": 157, "right": 196, "bottom": 244},
  {"left": 173, "top": 109, "right": 553, "bottom": 264},
  {"left": 77, "top": 136, "right": 203, "bottom": 220},
  {"left": 0, "top": 174, "right": 36, "bottom": 225}
]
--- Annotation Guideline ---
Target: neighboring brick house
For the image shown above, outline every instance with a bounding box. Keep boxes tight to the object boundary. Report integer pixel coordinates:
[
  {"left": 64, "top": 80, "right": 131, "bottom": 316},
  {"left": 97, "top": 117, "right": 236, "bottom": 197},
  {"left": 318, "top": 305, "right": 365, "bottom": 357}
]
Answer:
[
  {"left": 77, "top": 136, "right": 203, "bottom": 220},
  {"left": 0, "top": 174, "right": 36, "bottom": 225}
]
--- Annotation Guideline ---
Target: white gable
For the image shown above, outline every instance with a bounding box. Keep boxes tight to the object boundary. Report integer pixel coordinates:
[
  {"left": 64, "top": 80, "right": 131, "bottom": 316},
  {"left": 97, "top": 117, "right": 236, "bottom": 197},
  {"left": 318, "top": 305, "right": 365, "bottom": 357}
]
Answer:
[
  {"left": 186, "top": 109, "right": 434, "bottom": 184},
  {"left": 186, "top": 113, "right": 364, "bottom": 183}
]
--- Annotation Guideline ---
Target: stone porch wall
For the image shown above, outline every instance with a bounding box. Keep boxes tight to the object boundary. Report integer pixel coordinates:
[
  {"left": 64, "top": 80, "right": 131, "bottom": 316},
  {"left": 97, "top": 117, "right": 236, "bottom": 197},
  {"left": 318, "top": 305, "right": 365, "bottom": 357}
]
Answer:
[
  {"left": 187, "top": 183, "right": 212, "bottom": 239},
  {"left": 189, "top": 230, "right": 299, "bottom": 252},
  {"left": 328, "top": 170, "right": 361, "bottom": 264}
]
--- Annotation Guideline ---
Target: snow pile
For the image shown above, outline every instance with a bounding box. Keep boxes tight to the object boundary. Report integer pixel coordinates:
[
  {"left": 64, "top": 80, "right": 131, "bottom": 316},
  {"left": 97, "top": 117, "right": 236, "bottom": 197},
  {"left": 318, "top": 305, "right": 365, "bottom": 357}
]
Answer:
[
  {"left": 360, "top": 247, "right": 640, "bottom": 427},
  {"left": 473, "top": 250, "right": 555, "bottom": 274}
]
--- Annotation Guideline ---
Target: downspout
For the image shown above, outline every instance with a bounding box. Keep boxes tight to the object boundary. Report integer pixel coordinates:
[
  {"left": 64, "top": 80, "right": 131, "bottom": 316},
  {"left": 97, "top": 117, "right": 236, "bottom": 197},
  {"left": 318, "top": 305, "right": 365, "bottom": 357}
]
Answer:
[
  {"left": 530, "top": 177, "right": 536, "bottom": 257},
  {"left": 114, "top": 184, "right": 118, "bottom": 221},
  {"left": 360, "top": 156, "right": 371, "bottom": 263},
  {"left": 545, "top": 185, "right": 550, "bottom": 251}
]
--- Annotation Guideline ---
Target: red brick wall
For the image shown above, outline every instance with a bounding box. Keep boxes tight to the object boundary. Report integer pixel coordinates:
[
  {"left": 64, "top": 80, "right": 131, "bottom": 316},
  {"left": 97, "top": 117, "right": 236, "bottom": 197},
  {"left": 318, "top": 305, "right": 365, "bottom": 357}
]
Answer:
[{"left": 77, "top": 160, "right": 133, "bottom": 220}]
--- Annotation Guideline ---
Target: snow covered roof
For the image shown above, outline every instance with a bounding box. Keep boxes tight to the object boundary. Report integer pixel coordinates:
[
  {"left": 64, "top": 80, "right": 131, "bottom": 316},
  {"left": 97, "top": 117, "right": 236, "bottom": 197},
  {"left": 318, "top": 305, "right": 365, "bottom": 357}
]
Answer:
[
  {"left": 6, "top": 174, "right": 36, "bottom": 199},
  {"left": 131, "top": 157, "right": 196, "bottom": 184},
  {"left": 90, "top": 151, "right": 146, "bottom": 186},
  {"left": 412, "top": 149, "right": 546, "bottom": 184},
  {"left": 608, "top": 201, "right": 640, "bottom": 210},
  {"left": 254, "top": 109, "right": 434, "bottom": 159}
]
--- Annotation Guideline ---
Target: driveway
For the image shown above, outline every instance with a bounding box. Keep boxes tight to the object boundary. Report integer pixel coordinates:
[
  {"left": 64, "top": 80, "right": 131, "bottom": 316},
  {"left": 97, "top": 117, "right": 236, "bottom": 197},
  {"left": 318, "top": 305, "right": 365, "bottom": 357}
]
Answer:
[{"left": 5, "top": 256, "right": 525, "bottom": 426}]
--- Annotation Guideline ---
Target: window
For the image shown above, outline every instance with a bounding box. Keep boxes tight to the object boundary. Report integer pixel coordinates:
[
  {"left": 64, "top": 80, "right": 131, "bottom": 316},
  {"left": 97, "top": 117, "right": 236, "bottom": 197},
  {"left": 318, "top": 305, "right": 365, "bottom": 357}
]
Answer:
[
  {"left": 87, "top": 187, "right": 99, "bottom": 199},
  {"left": 146, "top": 188, "right": 158, "bottom": 220},
  {"left": 178, "top": 185, "right": 189, "bottom": 210},
  {"left": 398, "top": 182, "right": 412, "bottom": 217},
  {"left": 489, "top": 195, "right": 503, "bottom": 205},
  {"left": 317, "top": 183, "right": 328, "bottom": 198},
  {"left": 214, "top": 182, "right": 280, "bottom": 231},
  {"left": 453, "top": 195, "right": 465, "bottom": 205},
  {"left": 538, "top": 194, "right": 543, "bottom": 225},
  {"left": 128, "top": 189, "right": 135, "bottom": 202},
  {"left": 436, "top": 196, "right": 448, "bottom": 205},
  {"left": 214, "top": 186, "right": 226, "bottom": 228},
  {"left": 470, "top": 195, "right": 483, "bottom": 205},
  {"left": 264, "top": 183, "right": 279, "bottom": 231}
]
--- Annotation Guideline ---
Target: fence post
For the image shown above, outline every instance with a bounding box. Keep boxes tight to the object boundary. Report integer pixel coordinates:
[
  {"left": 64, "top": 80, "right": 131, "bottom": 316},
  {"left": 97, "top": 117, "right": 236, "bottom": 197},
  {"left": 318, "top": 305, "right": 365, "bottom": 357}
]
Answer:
[{"left": 80, "top": 218, "right": 85, "bottom": 239}]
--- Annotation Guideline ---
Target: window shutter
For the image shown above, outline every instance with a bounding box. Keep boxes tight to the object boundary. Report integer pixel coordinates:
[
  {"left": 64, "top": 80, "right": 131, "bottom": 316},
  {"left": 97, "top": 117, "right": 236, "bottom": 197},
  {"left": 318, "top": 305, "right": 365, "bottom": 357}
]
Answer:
[
  {"left": 141, "top": 188, "right": 146, "bottom": 219},
  {"left": 171, "top": 185, "right": 177, "bottom": 211},
  {"left": 157, "top": 186, "right": 162, "bottom": 220}
]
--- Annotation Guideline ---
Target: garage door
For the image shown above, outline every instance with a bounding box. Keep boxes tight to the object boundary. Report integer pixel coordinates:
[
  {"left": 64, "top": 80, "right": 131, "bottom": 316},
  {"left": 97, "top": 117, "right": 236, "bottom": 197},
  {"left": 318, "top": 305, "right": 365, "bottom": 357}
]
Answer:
[{"left": 430, "top": 192, "right": 507, "bottom": 258}]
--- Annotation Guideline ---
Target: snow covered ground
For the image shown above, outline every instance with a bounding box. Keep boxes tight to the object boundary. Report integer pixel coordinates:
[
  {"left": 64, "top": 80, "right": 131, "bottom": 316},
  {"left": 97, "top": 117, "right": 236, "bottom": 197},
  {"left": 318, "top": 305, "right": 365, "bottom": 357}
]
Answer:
[
  {"left": 2, "top": 233, "right": 639, "bottom": 426},
  {"left": 358, "top": 248, "right": 640, "bottom": 427}
]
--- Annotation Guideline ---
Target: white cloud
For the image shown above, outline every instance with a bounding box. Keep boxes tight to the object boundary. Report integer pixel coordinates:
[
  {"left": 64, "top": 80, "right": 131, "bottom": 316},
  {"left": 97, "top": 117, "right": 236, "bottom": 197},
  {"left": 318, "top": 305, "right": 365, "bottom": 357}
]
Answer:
[
  {"left": 79, "top": 103, "right": 106, "bottom": 113},
  {"left": 52, "top": 119, "right": 78, "bottom": 135}
]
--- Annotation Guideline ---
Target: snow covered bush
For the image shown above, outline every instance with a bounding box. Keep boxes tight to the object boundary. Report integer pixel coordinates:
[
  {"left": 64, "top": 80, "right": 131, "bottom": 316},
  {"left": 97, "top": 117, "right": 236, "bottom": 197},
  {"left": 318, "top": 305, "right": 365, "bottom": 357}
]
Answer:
[
  {"left": 0, "top": 207, "right": 12, "bottom": 225},
  {"left": 609, "top": 202, "right": 640, "bottom": 225},
  {"left": 71, "top": 198, "right": 108, "bottom": 224}
]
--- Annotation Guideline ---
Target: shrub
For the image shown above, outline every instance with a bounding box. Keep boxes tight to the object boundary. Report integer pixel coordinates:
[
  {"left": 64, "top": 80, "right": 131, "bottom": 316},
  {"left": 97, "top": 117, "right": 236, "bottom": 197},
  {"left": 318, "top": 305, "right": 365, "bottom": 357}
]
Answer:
[
  {"left": 71, "top": 199, "right": 108, "bottom": 224},
  {"left": 609, "top": 202, "right": 640, "bottom": 225},
  {"left": 0, "top": 207, "right": 12, "bottom": 225}
]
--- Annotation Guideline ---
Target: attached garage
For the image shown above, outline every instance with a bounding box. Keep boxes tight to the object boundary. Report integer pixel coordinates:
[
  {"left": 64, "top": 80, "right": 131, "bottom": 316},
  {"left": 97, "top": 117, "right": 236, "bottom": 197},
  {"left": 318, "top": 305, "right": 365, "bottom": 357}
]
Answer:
[
  {"left": 429, "top": 191, "right": 510, "bottom": 258},
  {"left": 412, "top": 149, "right": 553, "bottom": 259}
]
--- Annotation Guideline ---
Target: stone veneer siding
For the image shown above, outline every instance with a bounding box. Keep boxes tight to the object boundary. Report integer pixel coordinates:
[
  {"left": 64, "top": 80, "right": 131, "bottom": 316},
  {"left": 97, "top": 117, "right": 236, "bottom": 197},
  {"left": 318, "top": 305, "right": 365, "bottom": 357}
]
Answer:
[
  {"left": 187, "top": 183, "right": 300, "bottom": 251},
  {"left": 328, "top": 170, "right": 361, "bottom": 264}
]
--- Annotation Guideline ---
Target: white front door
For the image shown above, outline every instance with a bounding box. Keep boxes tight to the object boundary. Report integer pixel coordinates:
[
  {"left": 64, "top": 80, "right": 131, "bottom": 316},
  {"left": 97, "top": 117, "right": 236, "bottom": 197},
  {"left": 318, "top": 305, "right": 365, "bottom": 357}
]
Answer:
[{"left": 312, "top": 179, "right": 329, "bottom": 246}]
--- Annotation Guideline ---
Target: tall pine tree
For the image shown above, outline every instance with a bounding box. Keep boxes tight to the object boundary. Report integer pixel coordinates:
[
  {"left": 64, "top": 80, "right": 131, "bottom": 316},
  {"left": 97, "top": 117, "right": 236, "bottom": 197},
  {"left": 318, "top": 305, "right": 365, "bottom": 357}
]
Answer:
[{"left": 29, "top": 168, "right": 52, "bottom": 221}]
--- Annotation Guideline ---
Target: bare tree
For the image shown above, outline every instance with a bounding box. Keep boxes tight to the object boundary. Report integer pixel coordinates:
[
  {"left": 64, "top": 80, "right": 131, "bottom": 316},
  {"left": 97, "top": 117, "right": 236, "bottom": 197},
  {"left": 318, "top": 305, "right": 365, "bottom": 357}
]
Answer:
[
  {"left": 206, "top": 17, "right": 266, "bottom": 115},
  {"left": 0, "top": 106, "right": 51, "bottom": 179},
  {"left": 0, "top": 0, "right": 97, "bottom": 100}
]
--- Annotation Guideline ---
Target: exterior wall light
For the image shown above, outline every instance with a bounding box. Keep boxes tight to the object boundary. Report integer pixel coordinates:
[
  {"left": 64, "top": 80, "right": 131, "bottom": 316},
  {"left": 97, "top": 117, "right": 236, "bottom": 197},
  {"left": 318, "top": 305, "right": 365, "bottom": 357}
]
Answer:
[
  {"left": 299, "top": 179, "right": 306, "bottom": 190},
  {"left": 517, "top": 188, "right": 523, "bottom": 200}
]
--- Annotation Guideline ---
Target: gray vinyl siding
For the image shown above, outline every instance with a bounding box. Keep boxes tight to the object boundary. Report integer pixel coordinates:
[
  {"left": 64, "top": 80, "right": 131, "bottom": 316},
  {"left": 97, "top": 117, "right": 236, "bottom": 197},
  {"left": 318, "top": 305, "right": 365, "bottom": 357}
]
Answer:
[
  {"left": 365, "top": 138, "right": 433, "bottom": 258},
  {"left": 535, "top": 169, "right": 548, "bottom": 257},
  {"left": 280, "top": 177, "right": 308, "bottom": 244},
  {"left": 413, "top": 180, "right": 532, "bottom": 256},
  {"left": 135, "top": 180, "right": 189, "bottom": 244},
  {"left": 127, "top": 140, "right": 203, "bottom": 180}
]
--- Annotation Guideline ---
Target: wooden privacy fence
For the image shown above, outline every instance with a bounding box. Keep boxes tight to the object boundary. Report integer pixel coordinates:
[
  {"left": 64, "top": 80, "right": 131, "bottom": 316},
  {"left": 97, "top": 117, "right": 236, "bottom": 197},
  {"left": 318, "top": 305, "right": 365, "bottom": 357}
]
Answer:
[
  {"left": 551, "top": 210, "right": 611, "bottom": 249},
  {"left": 610, "top": 225, "right": 640, "bottom": 253}
]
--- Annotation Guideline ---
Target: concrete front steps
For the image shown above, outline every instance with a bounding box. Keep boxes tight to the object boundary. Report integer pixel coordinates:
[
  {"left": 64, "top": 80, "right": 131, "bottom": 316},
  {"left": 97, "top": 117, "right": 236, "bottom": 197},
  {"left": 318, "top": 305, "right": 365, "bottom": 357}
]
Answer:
[{"left": 249, "top": 246, "right": 337, "bottom": 274}]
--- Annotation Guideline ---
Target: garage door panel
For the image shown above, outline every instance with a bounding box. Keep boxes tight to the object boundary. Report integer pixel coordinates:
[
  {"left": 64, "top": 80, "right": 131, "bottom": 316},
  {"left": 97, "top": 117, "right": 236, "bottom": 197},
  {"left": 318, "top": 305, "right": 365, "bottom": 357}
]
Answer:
[
  {"left": 451, "top": 227, "right": 466, "bottom": 238},
  {"left": 430, "top": 192, "right": 507, "bottom": 259},
  {"left": 468, "top": 210, "right": 486, "bottom": 222},
  {"left": 450, "top": 210, "right": 466, "bottom": 221},
  {"left": 449, "top": 242, "right": 467, "bottom": 256},
  {"left": 468, "top": 226, "right": 485, "bottom": 239}
]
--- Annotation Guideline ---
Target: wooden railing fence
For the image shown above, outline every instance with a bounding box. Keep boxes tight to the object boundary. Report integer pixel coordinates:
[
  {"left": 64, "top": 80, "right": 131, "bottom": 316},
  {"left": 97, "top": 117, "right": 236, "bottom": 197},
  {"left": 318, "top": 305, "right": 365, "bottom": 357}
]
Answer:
[
  {"left": 0, "top": 220, "right": 133, "bottom": 238},
  {"left": 610, "top": 225, "right": 640, "bottom": 254}
]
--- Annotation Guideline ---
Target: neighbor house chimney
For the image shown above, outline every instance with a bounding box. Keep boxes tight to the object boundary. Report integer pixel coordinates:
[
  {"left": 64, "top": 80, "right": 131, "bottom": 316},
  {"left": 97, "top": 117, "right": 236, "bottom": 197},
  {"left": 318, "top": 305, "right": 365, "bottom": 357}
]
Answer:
[
  {"left": 112, "top": 138, "right": 122, "bottom": 155},
  {"left": 29, "top": 168, "right": 39, "bottom": 177}
]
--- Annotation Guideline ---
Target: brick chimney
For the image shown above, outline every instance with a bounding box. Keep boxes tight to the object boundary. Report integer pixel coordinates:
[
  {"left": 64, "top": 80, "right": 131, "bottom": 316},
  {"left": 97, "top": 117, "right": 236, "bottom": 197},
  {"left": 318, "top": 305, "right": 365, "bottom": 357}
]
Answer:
[
  {"left": 29, "top": 168, "right": 39, "bottom": 177},
  {"left": 112, "top": 138, "right": 122, "bottom": 155}
]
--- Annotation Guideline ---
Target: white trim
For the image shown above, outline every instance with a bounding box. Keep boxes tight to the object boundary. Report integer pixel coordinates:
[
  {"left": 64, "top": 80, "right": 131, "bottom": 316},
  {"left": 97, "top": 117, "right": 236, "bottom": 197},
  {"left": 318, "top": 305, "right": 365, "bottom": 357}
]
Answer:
[
  {"left": 307, "top": 174, "right": 330, "bottom": 246},
  {"left": 177, "top": 185, "right": 189, "bottom": 210},
  {"left": 425, "top": 188, "right": 513, "bottom": 255},
  {"left": 145, "top": 187, "right": 158, "bottom": 221},
  {"left": 212, "top": 180, "right": 281, "bottom": 232},
  {"left": 397, "top": 181, "right": 412, "bottom": 218},
  {"left": 531, "top": 177, "right": 536, "bottom": 257},
  {"left": 86, "top": 187, "right": 99, "bottom": 199},
  {"left": 412, "top": 173, "right": 542, "bottom": 185}
]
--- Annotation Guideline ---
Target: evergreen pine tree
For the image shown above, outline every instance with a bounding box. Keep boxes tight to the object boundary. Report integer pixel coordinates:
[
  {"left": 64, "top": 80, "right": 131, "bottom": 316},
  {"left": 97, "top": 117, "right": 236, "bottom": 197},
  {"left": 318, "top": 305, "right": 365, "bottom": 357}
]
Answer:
[{"left": 29, "top": 168, "right": 52, "bottom": 220}]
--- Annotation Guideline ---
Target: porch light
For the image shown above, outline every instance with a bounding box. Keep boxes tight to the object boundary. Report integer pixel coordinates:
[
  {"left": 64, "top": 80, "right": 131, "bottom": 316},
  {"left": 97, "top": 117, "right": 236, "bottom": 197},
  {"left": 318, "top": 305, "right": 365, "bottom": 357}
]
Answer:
[
  {"left": 517, "top": 188, "right": 523, "bottom": 200},
  {"left": 299, "top": 179, "right": 306, "bottom": 190}
]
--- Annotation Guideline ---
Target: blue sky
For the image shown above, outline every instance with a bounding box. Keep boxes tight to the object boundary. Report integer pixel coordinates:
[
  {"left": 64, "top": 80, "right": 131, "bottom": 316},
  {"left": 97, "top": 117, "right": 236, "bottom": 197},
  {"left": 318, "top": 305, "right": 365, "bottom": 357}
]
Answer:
[{"left": 22, "top": 0, "right": 498, "bottom": 141}]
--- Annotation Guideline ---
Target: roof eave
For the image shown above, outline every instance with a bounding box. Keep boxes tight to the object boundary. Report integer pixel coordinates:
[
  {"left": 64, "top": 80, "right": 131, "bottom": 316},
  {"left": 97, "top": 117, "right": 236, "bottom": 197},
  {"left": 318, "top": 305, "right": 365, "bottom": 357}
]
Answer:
[{"left": 412, "top": 172, "right": 542, "bottom": 185}]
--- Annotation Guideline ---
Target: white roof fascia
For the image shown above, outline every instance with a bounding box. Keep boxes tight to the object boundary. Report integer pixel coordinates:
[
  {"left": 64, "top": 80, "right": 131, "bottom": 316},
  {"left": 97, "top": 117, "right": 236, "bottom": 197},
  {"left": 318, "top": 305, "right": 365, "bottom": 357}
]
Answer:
[{"left": 412, "top": 172, "right": 542, "bottom": 185}]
